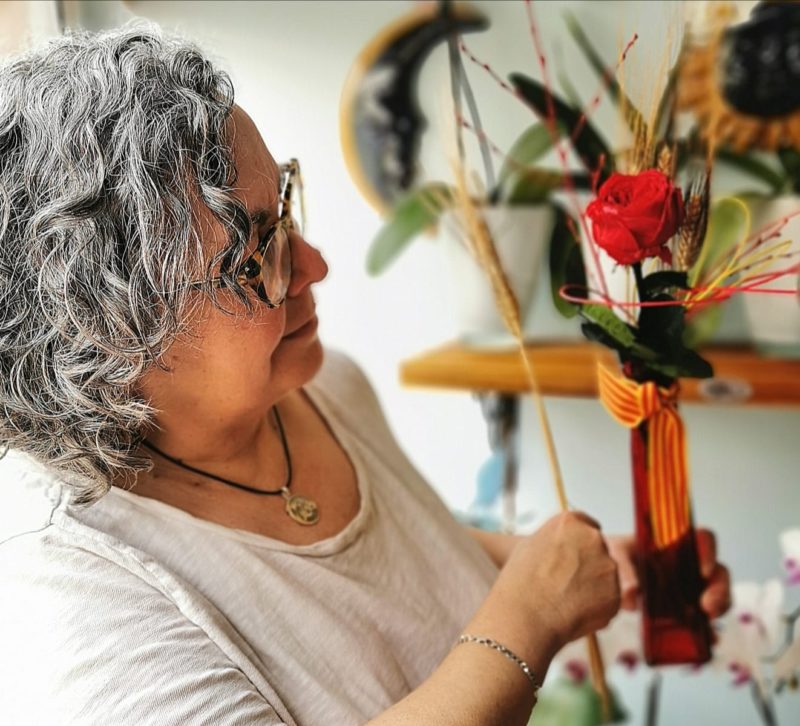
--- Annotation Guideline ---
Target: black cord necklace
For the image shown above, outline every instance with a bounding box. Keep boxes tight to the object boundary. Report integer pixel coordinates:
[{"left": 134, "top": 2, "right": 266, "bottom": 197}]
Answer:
[{"left": 142, "top": 406, "right": 320, "bottom": 526}]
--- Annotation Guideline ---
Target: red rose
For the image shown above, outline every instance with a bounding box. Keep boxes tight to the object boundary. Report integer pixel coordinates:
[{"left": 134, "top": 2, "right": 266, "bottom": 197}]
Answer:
[{"left": 585, "top": 170, "right": 685, "bottom": 266}]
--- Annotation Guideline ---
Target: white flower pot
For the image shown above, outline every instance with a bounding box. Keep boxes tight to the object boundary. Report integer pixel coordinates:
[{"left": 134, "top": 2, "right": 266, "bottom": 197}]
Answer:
[
  {"left": 440, "top": 205, "right": 556, "bottom": 346},
  {"left": 741, "top": 196, "right": 800, "bottom": 357},
  {"left": 581, "top": 238, "right": 640, "bottom": 313}
]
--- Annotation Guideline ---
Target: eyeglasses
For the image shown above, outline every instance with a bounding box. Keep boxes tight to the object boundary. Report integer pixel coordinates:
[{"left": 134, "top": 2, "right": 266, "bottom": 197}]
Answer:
[{"left": 201, "top": 158, "right": 304, "bottom": 308}]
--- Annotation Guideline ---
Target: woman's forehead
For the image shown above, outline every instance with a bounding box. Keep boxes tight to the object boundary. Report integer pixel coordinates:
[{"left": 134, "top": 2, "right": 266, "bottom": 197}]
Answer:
[
  {"left": 229, "top": 106, "right": 280, "bottom": 213},
  {"left": 191, "top": 111, "right": 280, "bottom": 254}
]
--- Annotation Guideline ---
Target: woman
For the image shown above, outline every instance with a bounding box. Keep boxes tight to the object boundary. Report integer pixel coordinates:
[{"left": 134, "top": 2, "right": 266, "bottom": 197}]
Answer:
[{"left": 0, "top": 25, "right": 730, "bottom": 726}]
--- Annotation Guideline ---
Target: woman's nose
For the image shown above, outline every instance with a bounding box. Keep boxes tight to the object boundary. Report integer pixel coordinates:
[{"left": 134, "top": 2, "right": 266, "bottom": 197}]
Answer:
[{"left": 287, "top": 231, "right": 328, "bottom": 298}]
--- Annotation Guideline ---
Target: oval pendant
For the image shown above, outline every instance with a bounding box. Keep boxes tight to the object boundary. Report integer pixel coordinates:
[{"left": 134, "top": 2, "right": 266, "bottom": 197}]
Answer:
[{"left": 285, "top": 494, "right": 320, "bottom": 526}]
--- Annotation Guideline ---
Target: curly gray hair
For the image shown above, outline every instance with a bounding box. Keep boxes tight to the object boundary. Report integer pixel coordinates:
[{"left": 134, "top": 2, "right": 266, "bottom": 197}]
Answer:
[{"left": 0, "top": 24, "right": 256, "bottom": 505}]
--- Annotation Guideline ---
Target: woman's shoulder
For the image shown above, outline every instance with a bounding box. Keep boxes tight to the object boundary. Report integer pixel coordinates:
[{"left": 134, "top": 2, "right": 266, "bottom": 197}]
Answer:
[
  {"left": 1, "top": 528, "right": 289, "bottom": 724},
  {"left": 0, "top": 475, "right": 205, "bottom": 631},
  {"left": 0, "top": 469, "right": 293, "bottom": 725}
]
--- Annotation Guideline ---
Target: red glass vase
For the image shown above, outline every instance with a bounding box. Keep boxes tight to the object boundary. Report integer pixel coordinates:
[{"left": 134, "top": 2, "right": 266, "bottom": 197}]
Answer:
[{"left": 631, "top": 419, "right": 713, "bottom": 666}]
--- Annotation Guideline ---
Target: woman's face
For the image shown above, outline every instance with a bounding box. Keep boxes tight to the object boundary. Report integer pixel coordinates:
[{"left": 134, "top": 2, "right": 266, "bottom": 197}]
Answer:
[{"left": 138, "top": 106, "right": 329, "bottom": 430}]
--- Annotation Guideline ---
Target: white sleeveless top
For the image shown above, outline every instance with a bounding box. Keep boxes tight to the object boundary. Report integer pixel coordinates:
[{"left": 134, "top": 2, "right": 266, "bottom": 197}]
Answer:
[{"left": 0, "top": 349, "right": 498, "bottom": 725}]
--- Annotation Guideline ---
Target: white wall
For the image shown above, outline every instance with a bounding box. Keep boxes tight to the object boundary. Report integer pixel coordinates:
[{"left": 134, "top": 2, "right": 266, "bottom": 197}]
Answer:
[{"left": 73, "top": 1, "right": 800, "bottom": 723}]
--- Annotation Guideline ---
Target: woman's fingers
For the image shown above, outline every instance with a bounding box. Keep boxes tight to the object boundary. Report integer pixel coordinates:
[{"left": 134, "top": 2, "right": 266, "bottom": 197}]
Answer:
[
  {"left": 569, "top": 510, "right": 602, "bottom": 531},
  {"left": 695, "top": 528, "right": 732, "bottom": 617},
  {"left": 695, "top": 528, "right": 717, "bottom": 579},
  {"left": 605, "top": 534, "right": 639, "bottom": 610},
  {"left": 700, "top": 563, "right": 732, "bottom": 618},
  {"left": 605, "top": 529, "right": 730, "bottom": 616}
]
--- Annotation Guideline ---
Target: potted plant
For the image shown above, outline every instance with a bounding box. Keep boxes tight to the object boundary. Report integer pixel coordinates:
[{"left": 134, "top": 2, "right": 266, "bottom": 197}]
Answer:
[
  {"left": 365, "top": 119, "right": 590, "bottom": 343},
  {"left": 362, "top": 8, "right": 624, "bottom": 344}
]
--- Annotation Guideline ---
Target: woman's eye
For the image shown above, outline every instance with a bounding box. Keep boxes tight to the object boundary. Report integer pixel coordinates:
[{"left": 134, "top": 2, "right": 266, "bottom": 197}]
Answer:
[{"left": 242, "top": 257, "right": 261, "bottom": 277}]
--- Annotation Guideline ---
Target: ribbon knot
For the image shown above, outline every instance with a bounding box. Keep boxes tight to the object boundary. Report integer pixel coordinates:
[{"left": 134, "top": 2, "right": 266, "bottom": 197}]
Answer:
[{"left": 597, "top": 365, "right": 690, "bottom": 549}]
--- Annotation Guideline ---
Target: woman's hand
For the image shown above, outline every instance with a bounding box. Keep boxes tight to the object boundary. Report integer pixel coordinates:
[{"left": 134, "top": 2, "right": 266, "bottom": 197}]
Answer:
[
  {"left": 466, "top": 522, "right": 732, "bottom": 621},
  {"left": 476, "top": 511, "right": 622, "bottom": 656},
  {"left": 606, "top": 528, "right": 732, "bottom": 618}
]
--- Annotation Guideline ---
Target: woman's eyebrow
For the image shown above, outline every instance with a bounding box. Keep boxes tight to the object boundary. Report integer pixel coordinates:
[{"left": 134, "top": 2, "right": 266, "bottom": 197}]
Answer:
[{"left": 250, "top": 209, "right": 270, "bottom": 227}]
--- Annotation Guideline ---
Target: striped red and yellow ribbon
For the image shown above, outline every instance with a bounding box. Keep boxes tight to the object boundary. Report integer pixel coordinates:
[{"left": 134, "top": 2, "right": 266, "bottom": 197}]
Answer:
[{"left": 597, "top": 365, "right": 690, "bottom": 550}]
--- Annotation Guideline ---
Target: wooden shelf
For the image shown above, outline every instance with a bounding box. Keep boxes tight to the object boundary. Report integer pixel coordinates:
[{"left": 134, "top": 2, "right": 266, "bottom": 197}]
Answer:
[{"left": 400, "top": 341, "right": 800, "bottom": 406}]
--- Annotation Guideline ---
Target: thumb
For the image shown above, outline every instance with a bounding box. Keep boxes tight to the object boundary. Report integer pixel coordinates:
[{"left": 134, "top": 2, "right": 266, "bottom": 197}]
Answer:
[
  {"left": 618, "top": 556, "right": 639, "bottom": 610},
  {"left": 608, "top": 535, "right": 639, "bottom": 610}
]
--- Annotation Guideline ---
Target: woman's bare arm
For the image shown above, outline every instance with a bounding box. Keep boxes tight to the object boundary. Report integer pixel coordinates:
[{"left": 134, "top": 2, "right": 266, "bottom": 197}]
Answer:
[
  {"left": 367, "top": 594, "right": 558, "bottom": 726},
  {"left": 368, "top": 512, "right": 621, "bottom": 726},
  {"left": 464, "top": 526, "right": 523, "bottom": 568}
]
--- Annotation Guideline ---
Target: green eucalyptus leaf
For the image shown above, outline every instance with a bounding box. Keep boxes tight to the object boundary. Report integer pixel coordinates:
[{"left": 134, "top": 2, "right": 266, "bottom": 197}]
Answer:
[
  {"left": 505, "top": 169, "right": 565, "bottom": 203},
  {"left": 644, "top": 348, "right": 713, "bottom": 380},
  {"left": 581, "top": 304, "right": 666, "bottom": 364},
  {"left": 498, "top": 169, "right": 593, "bottom": 205},
  {"left": 496, "top": 122, "right": 563, "bottom": 188},
  {"left": 582, "top": 321, "right": 629, "bottom": 355},
  {"left": 777, "top": 147, "right": 800, "bottom": 193},
  {"left": 637, "top": 292, "right": 686, "bottom": 355},
  {"left": 563, "top": 11, "right": 647, "bottom": 137},
  {"left": 689, "top": 196, "right": 750, "bottom": 286},
  {"left": 640, "top": 270, "right": 688, "bottom": 300},
  {"left": 509, "top": 72, "right": 615, "bottom": 182},
  {"left": 641, "top": 360, "right": 682, "bottom": 381},
  {"left": 548, "top": 205, "right": 585, "bottom": 318},
  {"left": 561, "top": 171, "right": 594, "bottom": 191},
  {"left": 366, "top": 183, "right": 454, "bottom": 276},
  {"left": 677, "top": 348, "right": 714, "bottom": 378},
  {"left": 581, "top": 304, "right": 636, "bottom": 347},
  {"left": 636, "top": 293, "right": 714, "bottom": 380},
  {"left": 503, "top": 168, "right": 561, "bottom": 205}
]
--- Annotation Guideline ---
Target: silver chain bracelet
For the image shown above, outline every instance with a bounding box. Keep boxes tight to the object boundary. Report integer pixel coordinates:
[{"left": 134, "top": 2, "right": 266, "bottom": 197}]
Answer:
[{"left": 456, "top": 634, "right": 541, "bottom": 698}]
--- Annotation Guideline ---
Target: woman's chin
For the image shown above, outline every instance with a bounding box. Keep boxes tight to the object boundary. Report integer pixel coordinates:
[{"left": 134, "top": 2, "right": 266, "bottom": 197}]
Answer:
[{"left": 273, "top": 333, "right": 324, "bottom": 386}]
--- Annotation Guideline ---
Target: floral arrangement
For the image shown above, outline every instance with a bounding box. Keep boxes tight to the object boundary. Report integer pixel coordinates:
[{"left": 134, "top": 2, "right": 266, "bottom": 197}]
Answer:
[
  {"left": 425, "top": 0, "right": 800, "bottom": 688},
  {"left": 575, "top": 164, "right": 714, "bottom": 384}
]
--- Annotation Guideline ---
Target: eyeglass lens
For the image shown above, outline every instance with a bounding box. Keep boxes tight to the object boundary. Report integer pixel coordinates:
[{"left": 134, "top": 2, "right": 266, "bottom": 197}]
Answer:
[
  {"left": 258, "top": 163, "right": 301, "bottom": 305},
  {"left": 260, "top": 223, "right": 292, "bottom": 305}
]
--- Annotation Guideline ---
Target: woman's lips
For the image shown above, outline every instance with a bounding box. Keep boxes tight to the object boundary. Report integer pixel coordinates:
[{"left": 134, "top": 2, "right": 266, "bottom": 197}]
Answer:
[{"left": 283, "top": 314, "right": 318, "bottom": 339}]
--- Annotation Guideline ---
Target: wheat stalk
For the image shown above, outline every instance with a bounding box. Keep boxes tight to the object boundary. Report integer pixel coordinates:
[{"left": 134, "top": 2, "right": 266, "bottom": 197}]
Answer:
[
  {"left": 656, "top": 143, "right": 675, "bottom": 178},
  {"left": 676, "top": 195, "right": 704, "bottom": 271},
  {"left": 676, "top": 171, "right": 711, "bottom": 272},
  {"left": 449, "top": 155, "right": 611, "bottom": 716}
]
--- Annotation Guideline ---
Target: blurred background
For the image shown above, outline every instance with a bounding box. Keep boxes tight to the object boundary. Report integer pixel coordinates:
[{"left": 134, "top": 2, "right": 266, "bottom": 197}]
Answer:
[{"left": 2, "top": 1, "right": 798, "bottom": 724}]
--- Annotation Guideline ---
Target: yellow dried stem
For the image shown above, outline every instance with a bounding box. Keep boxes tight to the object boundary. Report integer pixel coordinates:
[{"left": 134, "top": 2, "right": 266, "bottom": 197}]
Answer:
[
  {"left": 656, "top": 144, "right": 674, "bottom": 178},
  {"left": 451, "top": 166, "right": 521, "bottom": 336},
  {"left": 676, "top": 194, "right": 705, "bottom": 271},
  {"left": 449, "top": 152, "right": 611, "bottom": 714}
]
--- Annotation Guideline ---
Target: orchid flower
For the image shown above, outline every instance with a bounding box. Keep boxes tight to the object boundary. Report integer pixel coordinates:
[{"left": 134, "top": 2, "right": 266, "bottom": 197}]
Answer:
[
  {"left": 713, "top": 580, "right": 785, "bottom": 695},
  {"left": 780, "top": 529, "right": 800, "bottom": 587}
]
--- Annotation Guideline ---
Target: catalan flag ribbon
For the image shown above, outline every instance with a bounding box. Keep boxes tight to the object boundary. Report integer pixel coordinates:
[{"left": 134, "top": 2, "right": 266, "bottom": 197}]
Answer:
[{"left": 597, "top": 365, "right": 690, "bottom": 550}]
